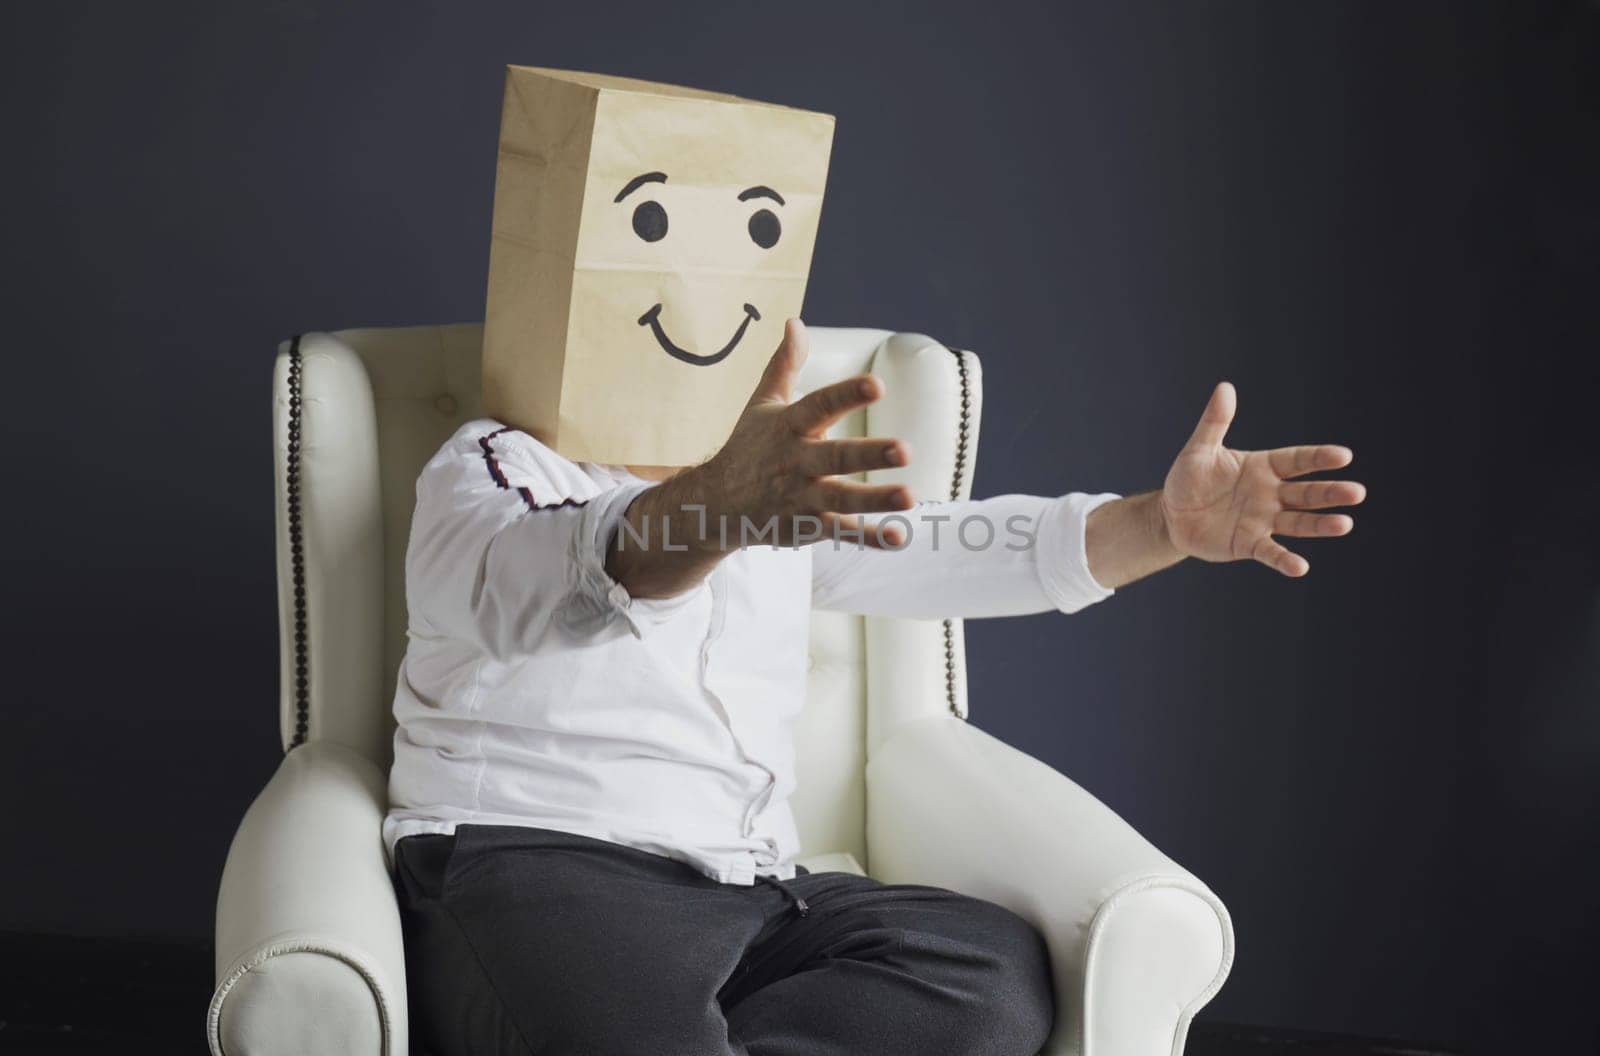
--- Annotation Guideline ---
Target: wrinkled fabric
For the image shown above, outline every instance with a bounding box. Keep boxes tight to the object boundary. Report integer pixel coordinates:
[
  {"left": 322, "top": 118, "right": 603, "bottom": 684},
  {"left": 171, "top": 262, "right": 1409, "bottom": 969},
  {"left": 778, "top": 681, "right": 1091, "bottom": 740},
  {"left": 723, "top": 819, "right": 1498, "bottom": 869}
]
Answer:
[
  {"left": 386, "top": 419, "right": 1119, "bottom": 884},
  {"left": 395, "top": 825, "right": 1055, "bottom": 1056}
]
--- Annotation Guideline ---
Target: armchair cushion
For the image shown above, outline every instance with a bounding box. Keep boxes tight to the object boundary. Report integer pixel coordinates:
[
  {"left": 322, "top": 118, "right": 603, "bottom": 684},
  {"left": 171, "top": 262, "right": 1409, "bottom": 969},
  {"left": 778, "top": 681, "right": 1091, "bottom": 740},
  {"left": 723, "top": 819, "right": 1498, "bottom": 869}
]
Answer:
[{"left": 795, "top": 851, "right": 865, "bottom": 876}]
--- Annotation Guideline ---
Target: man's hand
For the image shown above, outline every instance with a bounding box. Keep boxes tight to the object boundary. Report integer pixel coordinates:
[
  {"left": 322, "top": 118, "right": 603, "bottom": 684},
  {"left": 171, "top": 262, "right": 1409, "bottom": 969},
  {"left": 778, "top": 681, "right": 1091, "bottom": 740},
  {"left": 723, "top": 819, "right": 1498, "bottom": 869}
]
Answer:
[
  {"left": 1159, "top": 381, "right": 1366, "bottom": 577},
  {"left": 703, "top": 318, "right": 914, "bottom": 546},
  {"left": 607, "top": 319, "right": 915, "bottom": 598}
]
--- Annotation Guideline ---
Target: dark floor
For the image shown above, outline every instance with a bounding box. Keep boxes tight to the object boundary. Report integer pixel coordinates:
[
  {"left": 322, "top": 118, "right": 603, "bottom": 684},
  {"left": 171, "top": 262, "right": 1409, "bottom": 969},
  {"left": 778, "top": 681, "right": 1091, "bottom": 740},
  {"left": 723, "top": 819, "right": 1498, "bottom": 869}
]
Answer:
[
  {"left": 0, "top": 931, "right": 214, "bottom": 1052},
  {"left": 0, "top": 931, "right": 1461, "bottom": 1054},
  {"left": 1187, "top": 1025, "right": 1462, "bottom": 1056}
]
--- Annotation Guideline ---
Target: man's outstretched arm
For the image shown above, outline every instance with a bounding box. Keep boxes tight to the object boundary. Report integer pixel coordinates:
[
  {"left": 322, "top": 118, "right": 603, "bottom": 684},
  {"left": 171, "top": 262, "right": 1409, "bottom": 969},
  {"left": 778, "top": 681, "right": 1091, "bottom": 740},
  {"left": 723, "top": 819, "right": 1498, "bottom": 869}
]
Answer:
[
  {"left": 1087, "top": 381, "right": 1367, "bottom": 589},
  {"left": 810, "top": 379, "right": 1366, "bottom": 618},
  {"left": 609, "top": 318, "right": 1367, "bottom": 606}
]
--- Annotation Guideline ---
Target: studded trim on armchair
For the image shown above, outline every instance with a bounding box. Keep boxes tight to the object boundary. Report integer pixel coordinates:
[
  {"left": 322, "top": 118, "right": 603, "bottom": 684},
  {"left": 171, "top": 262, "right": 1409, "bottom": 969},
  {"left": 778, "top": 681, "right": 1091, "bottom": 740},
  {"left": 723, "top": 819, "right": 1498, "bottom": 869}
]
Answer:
[
  {"left": 286, "top": 335, "right": 310, "bottom": 748},
  {"left": 943, "top": 347, "right": 973, "bottom": 719}
]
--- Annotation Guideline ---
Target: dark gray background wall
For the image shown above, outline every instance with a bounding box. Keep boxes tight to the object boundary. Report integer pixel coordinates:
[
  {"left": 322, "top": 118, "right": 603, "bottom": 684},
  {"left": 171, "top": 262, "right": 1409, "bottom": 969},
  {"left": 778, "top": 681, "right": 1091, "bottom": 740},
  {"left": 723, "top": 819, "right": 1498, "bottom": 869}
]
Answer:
[{"left": 3, "top": 1, "right": 1595, "bottom": 1052}]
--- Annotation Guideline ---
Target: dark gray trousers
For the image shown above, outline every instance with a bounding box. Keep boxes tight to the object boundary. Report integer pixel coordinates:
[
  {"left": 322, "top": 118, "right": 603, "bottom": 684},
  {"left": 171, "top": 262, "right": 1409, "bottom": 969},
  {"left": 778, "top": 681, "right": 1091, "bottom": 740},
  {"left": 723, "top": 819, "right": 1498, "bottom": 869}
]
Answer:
[{"left": 393, "top": 824, "right": 1054, "bottom": 1056}]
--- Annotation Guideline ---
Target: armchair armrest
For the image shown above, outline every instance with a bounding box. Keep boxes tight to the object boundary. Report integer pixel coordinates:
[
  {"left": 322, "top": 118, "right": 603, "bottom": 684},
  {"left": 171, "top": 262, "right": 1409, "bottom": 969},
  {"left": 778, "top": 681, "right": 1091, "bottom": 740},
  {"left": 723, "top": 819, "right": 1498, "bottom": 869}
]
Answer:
[
  {"left": 866, "top": 717, "right": 1233, "bottom": 1056},
  {"left": 209, "top": 742, "right": 407, "bottom": 1056}
]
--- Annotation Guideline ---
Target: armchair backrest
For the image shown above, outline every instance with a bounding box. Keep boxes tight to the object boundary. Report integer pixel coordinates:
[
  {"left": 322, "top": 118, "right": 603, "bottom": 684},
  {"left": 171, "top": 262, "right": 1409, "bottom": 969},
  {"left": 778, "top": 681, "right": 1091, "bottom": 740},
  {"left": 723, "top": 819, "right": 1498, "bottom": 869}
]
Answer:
[{"left": 271, "top": 324, "right": 982, "bottom": 867}]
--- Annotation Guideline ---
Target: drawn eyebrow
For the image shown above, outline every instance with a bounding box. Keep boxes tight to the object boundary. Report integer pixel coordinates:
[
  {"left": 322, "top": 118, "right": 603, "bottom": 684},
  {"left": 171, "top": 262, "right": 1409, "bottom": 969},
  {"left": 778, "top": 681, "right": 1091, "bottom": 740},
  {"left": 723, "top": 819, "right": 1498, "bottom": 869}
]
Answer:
[
  {"left": 737, "top": 186, "right": 786, "bottom": 206},
  {"left": 614, "top": 171, "right": 667, "bottom": 203}
]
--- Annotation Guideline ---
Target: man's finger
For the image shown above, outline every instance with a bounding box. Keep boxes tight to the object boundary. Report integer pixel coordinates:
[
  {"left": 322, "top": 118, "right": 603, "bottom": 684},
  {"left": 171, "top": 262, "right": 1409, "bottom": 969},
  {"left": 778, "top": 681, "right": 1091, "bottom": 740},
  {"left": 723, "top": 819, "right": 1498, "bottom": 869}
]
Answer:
[
  {"left": 794, "top": 437, "right": 910, "bottom": 478},
  {"left": 1273, "top": 510, "right": 1354, "bottom": 538},
  {"left": 820, "top": 513, "right": 906, "bottom": 550},
  {"left": 1252, "top": 535, "right": 1309, "bottom": 577},
  {"left": 808, "top": 479, "right": 914, "bottom": 515},
  {"left": 1280, "top": 479, "right": 1367, "bottom": 510},
  {"left": 786, "top": 374, "right": 884, "bottom": 436},
  {"left": 748, "top": 318, "right": 809, "bottom": 407},
  {"left": 1268, "top": 444, "right": 1354, "bottom": 479},
  {"left": 1186, "top": 381, "right": 1236, "bottom": 450}
]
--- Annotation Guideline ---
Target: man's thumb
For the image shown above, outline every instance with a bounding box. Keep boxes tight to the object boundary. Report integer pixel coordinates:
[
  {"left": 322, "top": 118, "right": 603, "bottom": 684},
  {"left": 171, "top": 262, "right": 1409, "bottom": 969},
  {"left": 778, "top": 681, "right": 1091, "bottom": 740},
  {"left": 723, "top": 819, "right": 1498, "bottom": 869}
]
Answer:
[
  {"left": 1186, "top": 380, "right": 1236, "bottom": 449},
  {"left": 750, "top": 318, "right": 808, "bottom": 405}
]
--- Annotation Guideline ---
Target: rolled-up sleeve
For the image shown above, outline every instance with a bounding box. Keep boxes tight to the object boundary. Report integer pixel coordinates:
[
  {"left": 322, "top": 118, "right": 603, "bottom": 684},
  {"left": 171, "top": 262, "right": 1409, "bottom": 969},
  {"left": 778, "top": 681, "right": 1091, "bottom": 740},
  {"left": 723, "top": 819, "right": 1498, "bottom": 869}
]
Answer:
[
  {"left": 1033, "top": 491, "right": 1121, "bottom": 613},
  {"left": 810, "top": 491, "right": 1121, "bottom": 619},
  {"left": 405, "top": 429, "right": 685, "bottom": 659}
]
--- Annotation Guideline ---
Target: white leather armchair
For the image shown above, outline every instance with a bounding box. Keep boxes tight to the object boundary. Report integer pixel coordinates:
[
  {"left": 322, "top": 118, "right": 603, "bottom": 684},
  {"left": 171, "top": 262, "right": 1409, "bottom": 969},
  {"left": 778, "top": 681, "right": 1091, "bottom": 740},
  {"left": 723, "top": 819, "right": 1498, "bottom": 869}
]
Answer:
[{"left": 209, "top": 324, "right": 1233, "bottom": 1056}]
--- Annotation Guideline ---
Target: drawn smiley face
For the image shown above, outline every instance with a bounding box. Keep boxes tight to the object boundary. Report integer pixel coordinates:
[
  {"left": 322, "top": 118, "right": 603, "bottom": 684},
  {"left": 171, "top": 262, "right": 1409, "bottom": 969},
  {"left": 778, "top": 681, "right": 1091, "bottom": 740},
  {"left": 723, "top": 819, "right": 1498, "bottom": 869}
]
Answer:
[{"left": 612, "top": 170, "right": 786, "bottom": 366}]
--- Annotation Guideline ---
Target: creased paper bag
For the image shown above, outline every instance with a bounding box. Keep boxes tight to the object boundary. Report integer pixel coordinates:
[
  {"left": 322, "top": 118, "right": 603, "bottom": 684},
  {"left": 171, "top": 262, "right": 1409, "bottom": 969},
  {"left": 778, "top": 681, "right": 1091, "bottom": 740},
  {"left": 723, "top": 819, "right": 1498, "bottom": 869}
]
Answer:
[{"left": 483, "top": 66, "right": 836, "bottom": 467}]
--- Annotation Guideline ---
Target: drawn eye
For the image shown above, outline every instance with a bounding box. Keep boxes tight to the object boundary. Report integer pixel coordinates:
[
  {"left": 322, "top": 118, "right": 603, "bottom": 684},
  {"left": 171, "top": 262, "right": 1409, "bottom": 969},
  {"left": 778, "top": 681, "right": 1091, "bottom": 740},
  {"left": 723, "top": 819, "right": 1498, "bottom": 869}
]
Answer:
[
  {"left": 632, "top": 200, "right": 668, "bottom": 242},
  {"left": 748, "top": 209, "right": 781, "bottom": 249}
]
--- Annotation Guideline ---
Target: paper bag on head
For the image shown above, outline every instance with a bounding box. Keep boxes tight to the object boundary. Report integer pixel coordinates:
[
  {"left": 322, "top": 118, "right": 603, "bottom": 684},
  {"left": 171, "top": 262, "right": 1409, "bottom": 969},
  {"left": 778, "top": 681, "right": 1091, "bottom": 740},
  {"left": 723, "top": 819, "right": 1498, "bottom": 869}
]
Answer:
[{"left": 483, "top": 66, "right": 835, "bottom": 467}]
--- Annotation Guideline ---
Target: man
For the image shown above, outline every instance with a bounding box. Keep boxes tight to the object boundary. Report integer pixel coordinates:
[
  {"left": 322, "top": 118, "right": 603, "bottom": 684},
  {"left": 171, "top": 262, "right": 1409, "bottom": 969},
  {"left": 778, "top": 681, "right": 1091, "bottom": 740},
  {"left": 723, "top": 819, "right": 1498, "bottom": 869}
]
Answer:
[{"left": 386, "top": 317, "right": 1365, "bottom": 1055}]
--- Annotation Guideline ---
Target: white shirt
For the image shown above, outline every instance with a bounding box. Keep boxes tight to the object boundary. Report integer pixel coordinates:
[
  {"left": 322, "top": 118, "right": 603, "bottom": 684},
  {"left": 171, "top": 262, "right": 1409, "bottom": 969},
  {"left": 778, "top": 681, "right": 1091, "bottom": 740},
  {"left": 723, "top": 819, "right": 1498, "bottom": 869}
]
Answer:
[{"left": 383, "top": 419, "right": 1120, "bottom": 883}]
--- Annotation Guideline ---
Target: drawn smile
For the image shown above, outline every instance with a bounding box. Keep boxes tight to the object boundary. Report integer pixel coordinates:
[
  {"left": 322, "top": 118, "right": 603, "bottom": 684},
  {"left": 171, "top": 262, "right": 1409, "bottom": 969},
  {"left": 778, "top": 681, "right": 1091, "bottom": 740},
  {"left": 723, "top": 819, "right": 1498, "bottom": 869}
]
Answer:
[{"left": 637, "top": 302, "right": 761, "bottom": 366}]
